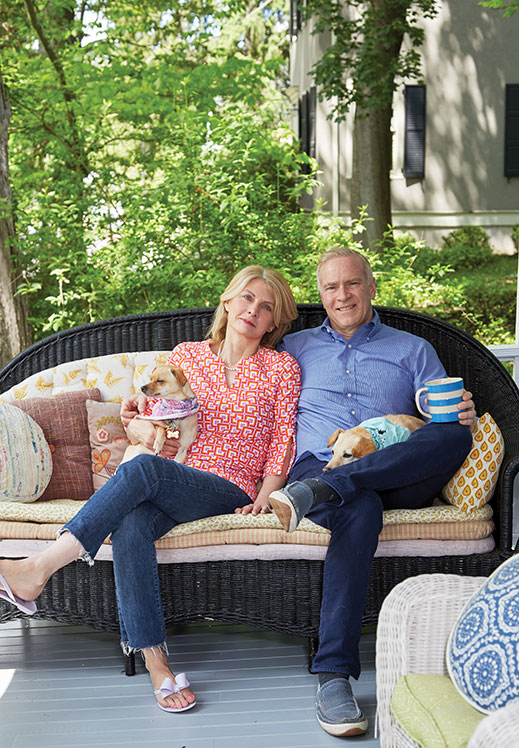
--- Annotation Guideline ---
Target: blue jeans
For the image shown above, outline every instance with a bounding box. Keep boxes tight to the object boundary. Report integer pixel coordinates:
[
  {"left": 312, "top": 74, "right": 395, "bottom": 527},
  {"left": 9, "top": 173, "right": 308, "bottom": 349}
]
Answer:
[
  {"left": 64, "top": 454, "right": 249, "bottom": 651},
  {"left": 289, "top": 422, "right": 473, "bottom": 679}
]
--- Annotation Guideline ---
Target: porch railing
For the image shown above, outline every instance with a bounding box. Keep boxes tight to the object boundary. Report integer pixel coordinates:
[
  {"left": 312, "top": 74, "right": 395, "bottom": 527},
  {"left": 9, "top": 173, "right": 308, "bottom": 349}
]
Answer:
[
  {"left": 488, "top": 344, "right": 519, "bottom": 386},
  {"left": 488, "top": 344, "right": 519, "bottom": 546}
]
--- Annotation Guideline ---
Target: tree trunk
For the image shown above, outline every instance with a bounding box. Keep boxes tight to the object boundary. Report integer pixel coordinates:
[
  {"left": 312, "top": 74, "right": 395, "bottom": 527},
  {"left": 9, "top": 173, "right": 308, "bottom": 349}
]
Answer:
[
  {"left": 0, "top": 67, "right": 31, "bottom": 369},
  {"left": 351, "top": 104, "right": 393, "bottom": 250}
]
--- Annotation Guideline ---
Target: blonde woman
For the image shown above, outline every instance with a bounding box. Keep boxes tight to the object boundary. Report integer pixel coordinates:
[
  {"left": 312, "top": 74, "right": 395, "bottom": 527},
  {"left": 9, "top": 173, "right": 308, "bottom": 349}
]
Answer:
[{"left": 0, "top": 266, "right": 301, "bottom": 714}]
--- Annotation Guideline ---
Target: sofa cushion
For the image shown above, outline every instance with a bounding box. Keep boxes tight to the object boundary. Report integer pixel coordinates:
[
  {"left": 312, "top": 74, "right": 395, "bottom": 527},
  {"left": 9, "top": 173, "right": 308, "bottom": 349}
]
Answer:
[
  {"left": 11, "top": 389, "right": 101, "bottom": 500},
  {"left": 390, "top": 673, "right": 485, "bottom": 748},
  {"left": 0, "top": 403, "right": 53, "bottom": 503},
  {"left": 447, "top": 553, "right": 519, "bottom": 713},
  {"left": 85, "top": 400, "right": 129, "bottom": 490},
  {"left": 442, "top": 413, "right": 504, "bottom": 511},
  {"left": 0, "top": 351, "right": 170, "bottom": 403}
]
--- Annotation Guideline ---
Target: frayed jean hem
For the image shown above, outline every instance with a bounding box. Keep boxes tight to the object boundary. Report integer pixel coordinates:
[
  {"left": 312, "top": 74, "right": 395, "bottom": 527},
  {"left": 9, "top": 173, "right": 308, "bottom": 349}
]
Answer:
[{"left": 121, "top": 640, "right": 169, "bottom": 658}]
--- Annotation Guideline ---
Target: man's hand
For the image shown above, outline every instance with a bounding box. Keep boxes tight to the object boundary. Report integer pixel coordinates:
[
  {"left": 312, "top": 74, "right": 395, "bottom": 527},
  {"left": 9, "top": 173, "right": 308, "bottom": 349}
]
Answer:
[{"left": 458, "top": 390, "right": 477, "bottom": 430}]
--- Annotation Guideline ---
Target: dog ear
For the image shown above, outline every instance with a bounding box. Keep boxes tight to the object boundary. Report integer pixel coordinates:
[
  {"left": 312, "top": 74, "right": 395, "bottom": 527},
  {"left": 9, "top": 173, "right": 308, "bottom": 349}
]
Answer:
[
  {"left": 170, "top": 366, "right": 187, "bottom": 387},
  {"left": 327, "top": 429, "right": 344, "bottom": 447}
]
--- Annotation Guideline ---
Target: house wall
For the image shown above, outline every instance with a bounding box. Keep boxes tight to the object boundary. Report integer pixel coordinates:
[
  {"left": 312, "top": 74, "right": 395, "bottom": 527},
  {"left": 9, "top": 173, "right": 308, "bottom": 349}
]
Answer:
[{"left": 290, "top": 1, "right": 519, "bottom": 251}]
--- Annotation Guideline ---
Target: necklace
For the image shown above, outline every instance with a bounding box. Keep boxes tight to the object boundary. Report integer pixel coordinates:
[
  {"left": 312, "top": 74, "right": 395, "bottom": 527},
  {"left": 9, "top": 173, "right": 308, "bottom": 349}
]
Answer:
[{"left": 217, "top": 342, "right": 240, "bottom": 371}]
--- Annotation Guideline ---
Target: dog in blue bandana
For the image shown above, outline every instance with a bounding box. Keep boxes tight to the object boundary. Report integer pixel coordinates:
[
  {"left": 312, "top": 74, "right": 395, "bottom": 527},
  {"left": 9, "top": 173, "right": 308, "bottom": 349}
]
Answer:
[{"left": 324, "top": 414, "right": 425, "bottom": 471}]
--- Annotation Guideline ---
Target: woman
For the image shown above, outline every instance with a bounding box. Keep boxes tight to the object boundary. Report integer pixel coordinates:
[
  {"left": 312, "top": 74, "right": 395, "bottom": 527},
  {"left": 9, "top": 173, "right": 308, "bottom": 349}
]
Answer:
[{"left": 0, "top": 266, "right": 301, "bottom": 713}]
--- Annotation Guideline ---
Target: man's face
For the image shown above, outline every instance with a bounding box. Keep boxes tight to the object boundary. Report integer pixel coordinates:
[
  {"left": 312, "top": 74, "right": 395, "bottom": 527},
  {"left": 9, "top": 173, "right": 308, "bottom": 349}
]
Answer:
[{"left": 318, "top": 255, "right": 376, "bottom": 340}]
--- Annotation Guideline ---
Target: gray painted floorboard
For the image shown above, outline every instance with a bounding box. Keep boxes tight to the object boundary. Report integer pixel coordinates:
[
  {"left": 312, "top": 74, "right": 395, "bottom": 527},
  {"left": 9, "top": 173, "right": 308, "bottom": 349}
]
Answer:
[{"left": 0, "top": 619, "right": 379, "bottom": 748}]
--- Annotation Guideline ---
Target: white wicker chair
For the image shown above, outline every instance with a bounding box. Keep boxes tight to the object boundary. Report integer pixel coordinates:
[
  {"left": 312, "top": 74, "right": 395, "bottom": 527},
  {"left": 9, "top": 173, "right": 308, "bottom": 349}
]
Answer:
[{"left": 375, "top": 573, "right": 519, "bottom": 748}]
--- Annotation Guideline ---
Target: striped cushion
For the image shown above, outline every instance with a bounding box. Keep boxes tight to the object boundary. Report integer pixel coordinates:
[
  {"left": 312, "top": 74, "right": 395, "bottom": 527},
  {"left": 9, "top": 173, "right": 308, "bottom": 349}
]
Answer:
[{"left": 0, "top": 403, "right": 52, "bottom": 503}]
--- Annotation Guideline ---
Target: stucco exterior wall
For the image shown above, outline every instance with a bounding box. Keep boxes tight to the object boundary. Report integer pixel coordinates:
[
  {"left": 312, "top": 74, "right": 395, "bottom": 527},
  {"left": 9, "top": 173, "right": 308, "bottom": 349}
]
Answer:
[{"left": 290, "top": 0, "right": 519, "bottom": 251}]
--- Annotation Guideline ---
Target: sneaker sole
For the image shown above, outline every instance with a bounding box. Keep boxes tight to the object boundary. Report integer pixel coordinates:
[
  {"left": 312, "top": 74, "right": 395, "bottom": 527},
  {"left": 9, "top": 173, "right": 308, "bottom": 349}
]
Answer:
[
  {"left": 269, "top": 491, "right": 298, "bottom": 533},
  {"left": 316, "top": 715, "right": 368, "bottom": 737}
]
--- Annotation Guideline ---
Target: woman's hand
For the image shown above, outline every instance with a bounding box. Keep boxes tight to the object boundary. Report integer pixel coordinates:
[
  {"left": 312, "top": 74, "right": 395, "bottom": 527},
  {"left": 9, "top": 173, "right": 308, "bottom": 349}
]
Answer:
[
  {"left": 458, "top": 390, "right": 477, "bottom": 430},
  {"left": 235, "top": 494, "right": 272, "bottom": 515},
  {"left": 120, "top": 393, "right": 147, "bottom": 427},
  {"left": 125, "top": 412, "right": 180, "bottom": 459}
]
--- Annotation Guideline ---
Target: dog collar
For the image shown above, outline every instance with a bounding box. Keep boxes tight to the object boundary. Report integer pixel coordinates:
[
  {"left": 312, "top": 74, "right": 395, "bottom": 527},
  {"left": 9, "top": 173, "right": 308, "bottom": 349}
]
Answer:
[
  {"left": 138, "top": 396, "right": 199, "bottom": 421},
  {"left": 360, "top": 417, "right": 411, "bottom": 451}
]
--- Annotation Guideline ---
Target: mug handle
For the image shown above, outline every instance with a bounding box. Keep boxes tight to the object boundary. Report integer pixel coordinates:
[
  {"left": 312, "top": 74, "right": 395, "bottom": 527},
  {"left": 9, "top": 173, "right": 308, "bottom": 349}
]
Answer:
[{"left": 415, "top": 387, "right": 431, "bottom": 418}]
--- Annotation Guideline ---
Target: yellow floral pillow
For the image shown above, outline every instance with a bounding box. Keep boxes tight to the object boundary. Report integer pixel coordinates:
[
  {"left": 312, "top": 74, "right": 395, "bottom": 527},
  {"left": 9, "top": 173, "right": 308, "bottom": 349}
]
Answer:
[{"left": 442, "top": 413, "right": 504, "bottom": 511}]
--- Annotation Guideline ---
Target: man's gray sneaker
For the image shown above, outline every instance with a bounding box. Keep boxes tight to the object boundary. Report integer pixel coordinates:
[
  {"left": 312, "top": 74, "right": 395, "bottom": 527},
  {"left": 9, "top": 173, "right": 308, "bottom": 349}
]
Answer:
[
  {"left": 269, "top": 481, "right": 315, "bottom": 533},
  {"left": 315, "top": 676, "right": 368, "bottom": 737}
]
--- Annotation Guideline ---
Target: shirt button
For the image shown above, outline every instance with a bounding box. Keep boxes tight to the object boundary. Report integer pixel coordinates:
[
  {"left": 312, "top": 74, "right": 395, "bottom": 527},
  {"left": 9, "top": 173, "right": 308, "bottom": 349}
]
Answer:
[
  {"left": 347, "top": 393, "right": 352, "bottom": 398},
  {"left": 348, "top": 344, "right": 352, "bottom": 349},
  {"left": 351, "top": 410, "right": 356, "bottom": 415},
  {"left": 346, "top": 370, "right": 350, "bottom": 374}
]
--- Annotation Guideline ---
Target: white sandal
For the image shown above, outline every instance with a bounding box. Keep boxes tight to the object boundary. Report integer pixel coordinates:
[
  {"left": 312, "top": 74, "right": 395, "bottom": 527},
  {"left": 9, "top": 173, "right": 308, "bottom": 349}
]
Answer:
[{"left": 153, "top": 673, "right": 197, "bottom": 712}]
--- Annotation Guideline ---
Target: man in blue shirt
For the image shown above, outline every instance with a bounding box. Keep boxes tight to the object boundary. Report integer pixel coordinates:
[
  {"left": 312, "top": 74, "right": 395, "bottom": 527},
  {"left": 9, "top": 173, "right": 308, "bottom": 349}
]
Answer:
[{"left": 271, "top": 248, "right": 475, "bottom": 737}]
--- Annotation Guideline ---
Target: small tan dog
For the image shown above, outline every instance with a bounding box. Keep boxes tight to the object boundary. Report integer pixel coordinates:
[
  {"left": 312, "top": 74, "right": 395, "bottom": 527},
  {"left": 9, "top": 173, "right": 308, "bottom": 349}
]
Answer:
[
  {"left": 324, "top": 414, "right": 425, "bottom": 471},
  {"left": 121, "top": 365, "right": 198, "bottom": 465}
]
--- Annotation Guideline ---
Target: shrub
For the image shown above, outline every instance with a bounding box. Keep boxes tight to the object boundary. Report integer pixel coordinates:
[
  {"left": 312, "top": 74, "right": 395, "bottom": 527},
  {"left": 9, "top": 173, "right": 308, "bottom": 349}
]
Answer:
[{"left": 441, "top": 227, "right": 493, "bottom": 268}]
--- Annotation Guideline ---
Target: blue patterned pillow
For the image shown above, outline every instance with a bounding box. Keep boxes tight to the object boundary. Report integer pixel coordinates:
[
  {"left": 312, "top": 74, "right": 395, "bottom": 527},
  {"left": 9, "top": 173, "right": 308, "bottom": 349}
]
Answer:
[{"left": 447, "top": 554, "right": 519, "bottom": 713}]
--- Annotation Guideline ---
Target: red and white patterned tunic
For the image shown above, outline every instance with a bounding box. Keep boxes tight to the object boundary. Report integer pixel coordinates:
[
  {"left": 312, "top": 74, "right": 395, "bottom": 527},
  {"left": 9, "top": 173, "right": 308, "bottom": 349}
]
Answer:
[{"left": 145, "top": 340, "right": 301, "bottom": 501}]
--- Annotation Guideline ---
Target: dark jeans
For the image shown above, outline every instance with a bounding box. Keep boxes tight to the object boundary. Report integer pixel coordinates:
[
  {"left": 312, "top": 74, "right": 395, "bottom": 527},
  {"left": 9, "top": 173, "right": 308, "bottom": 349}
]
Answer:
[
  {"left": 289, "top": 422, "right": 473, "bottom": 679},
  {"left": 64, "top": 455, "right": 249, "bottom": 651}
]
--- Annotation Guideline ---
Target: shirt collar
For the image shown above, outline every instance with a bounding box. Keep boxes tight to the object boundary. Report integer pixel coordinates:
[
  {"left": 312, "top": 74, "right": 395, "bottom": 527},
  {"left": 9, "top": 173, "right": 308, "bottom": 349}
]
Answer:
[{"left": 320, "top": 309, "right": 380, "bottom": 344}]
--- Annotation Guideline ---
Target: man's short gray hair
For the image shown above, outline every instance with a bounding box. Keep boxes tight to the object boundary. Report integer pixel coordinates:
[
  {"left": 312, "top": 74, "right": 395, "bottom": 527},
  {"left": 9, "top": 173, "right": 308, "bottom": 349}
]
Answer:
[{"left": 316, "top": 248, "right": 373, "bottom": 292}]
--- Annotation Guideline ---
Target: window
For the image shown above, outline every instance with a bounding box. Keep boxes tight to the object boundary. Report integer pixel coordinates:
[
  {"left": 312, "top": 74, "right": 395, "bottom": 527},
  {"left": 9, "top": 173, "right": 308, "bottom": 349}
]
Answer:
[
  {"left": 505, "top": 84, "right": 519, "bottom": 177},
  {"left": 403, "top": 85, "right": 426, "bottom": 179}
]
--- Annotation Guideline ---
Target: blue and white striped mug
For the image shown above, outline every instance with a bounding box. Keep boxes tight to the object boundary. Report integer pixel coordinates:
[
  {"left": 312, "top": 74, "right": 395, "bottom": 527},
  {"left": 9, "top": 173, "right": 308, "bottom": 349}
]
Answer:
[{"left": 415, "top": 377, "right": 464, "bottom": 423}]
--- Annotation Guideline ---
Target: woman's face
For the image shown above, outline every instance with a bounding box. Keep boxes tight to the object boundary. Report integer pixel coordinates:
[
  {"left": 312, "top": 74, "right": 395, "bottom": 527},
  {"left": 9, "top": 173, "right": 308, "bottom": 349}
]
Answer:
[{"left": 225, "top": 278, "right": 276, "bottom": 344}]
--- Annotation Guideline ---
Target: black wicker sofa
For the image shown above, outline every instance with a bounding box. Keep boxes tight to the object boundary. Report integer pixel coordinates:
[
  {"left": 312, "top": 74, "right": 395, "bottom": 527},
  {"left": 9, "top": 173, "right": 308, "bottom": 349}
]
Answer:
[{"left": 1, "top": 304, "right": 518, "bottom": 674}]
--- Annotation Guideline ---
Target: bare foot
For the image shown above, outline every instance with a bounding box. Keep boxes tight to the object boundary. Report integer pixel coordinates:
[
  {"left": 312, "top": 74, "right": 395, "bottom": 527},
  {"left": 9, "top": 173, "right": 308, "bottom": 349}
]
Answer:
[
  {"left": 0, "top": 558, "right": 46, "bottom": 602},
  {"left": 144, "top": 648, "right": 196, "bottom": 711}
]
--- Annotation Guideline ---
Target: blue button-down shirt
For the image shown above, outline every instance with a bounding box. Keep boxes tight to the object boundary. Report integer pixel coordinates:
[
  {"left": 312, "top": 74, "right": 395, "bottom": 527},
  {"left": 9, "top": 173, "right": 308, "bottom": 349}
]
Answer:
[{"left": 279, "top": 311, "right": 446, "bottom": 462}]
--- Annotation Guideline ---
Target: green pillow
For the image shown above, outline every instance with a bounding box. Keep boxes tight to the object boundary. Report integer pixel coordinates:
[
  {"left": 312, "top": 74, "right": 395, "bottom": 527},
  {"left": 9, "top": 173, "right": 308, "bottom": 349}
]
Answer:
[{"left": 391, "top": 673, "right": 485, "bottom": 748}]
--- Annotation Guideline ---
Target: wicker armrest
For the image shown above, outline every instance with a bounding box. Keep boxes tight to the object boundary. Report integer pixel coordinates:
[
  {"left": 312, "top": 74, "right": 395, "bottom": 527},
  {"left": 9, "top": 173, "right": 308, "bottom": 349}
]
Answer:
[
  {"left": 375, "top": 573, "right": 485, "bottom": 748},
  {"left": 468, "top": 701, "right": 519, "bottom": 748}
]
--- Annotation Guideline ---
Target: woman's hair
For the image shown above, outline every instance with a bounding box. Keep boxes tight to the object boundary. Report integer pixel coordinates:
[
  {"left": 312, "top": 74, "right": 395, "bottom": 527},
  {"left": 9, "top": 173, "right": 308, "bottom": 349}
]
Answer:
[{"left": 208, "top": 265, "right": 298, "bottom": 349}]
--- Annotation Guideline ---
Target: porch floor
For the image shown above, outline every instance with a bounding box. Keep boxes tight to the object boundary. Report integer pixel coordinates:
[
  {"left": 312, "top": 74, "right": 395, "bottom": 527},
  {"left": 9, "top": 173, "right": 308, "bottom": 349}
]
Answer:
[{"left": 0, "top": 618, "right": 379, "bottom": 747}]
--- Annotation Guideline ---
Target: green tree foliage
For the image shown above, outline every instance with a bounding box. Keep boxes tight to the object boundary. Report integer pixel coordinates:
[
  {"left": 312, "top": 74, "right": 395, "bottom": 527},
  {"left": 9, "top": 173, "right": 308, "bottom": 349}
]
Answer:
[
  {"left": 304, "top": 0, "right": 437, "bottom": 120},
  {"left": 480, "top": 0, "right": 519, "bottom": 16},
  {"left": 1, "top": 0, "right": 326, "bottom": 338},
  {"left": 302, "top": 0, "right": 438, "bottom": 250}
]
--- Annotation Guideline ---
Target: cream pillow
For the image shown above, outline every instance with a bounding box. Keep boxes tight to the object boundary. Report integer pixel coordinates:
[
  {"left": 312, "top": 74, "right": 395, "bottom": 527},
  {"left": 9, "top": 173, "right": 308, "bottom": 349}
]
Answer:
[
  {"left": 442, "top": 413, "right": 504, "bottom": 511},
  {"left": 0, "top": 403, "right": 53, "bottom": 502}
]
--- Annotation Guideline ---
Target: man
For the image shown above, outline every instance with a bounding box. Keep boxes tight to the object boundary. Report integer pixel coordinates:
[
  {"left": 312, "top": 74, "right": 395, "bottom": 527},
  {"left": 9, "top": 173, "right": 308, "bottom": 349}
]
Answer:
[{"left": 270, "top": 248, "right": 475, "bottom": 738}]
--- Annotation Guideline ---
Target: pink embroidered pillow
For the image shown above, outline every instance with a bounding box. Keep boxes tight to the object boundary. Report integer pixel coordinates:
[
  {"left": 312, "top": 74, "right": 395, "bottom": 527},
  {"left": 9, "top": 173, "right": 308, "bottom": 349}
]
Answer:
[
  {"left": 12, "top": 389, "right": 101, "bottom": 500},
  {"left": 85, "top": 400, "right": 129, "bottom": 490}
]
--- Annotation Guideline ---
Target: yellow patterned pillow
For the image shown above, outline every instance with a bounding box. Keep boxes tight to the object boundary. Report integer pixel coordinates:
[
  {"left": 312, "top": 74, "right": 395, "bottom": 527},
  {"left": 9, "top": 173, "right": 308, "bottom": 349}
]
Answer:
[{"left": 442, "top": 413, "right": 504, "bottom": 511}]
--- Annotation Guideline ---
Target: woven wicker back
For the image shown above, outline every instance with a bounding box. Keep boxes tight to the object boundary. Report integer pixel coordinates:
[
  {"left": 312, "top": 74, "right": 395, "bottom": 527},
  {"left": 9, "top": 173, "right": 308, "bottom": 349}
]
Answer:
[
  {"left": 1, "top": 303, "right": 517, "bottom": 550},
  {"left": 1, "top": 304, "right": 516, "bottom": 425}
]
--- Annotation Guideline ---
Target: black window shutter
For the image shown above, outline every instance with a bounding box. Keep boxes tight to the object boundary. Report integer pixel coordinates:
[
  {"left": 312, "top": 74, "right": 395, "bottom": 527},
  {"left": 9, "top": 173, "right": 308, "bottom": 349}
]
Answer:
[
  {"left": 290, "top": 0, "right": 301, "bottom": 37},
  {"left": 505, "top": 84, "right": 519, "bottom": 177},
  {"left": 308, "top": 86, "right": 316, "bottom": 159},
  {"left": 299, "top": 91, "right": 309, "bottom": 154},
  {"left": 404, "top": 85, "right": 426, "bottom": 179},
  {"left": 299, "top": 88, "right": 316, "bottom": 173}
]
